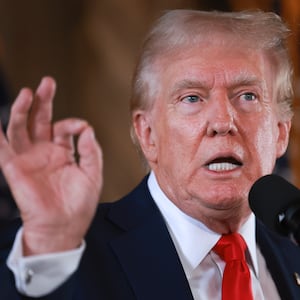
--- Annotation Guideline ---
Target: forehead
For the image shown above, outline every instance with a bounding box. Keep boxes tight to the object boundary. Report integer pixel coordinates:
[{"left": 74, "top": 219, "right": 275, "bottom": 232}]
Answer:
[{"left": 156, "top": 44, "right": 272, "bottom": 90}]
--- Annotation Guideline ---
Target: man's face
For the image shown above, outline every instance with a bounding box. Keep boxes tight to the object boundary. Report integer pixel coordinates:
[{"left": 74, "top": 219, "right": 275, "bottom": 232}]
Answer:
[{"left": 134, "top": 43, "right": 290, "bottom": 230}]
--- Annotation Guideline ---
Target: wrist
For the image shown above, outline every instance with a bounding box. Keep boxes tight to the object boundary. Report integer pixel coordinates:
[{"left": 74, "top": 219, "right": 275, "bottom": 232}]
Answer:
[{"left": 22, "top": 228, "right": 81, "bottom": 256}]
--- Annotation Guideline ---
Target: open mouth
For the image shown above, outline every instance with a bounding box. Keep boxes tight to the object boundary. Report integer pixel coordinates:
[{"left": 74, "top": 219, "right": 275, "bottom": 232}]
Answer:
[{"left": 206, "top": 156, "right": 242, "bottom": 172}]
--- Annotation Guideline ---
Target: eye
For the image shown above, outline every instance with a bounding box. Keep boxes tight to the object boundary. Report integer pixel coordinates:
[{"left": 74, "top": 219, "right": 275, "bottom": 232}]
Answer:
[
  {"left": 182, "top": 95, "right": 200, "bottom": 103},
  {"left": 240, "top": 92, "right": 257, "bottom": 101}
]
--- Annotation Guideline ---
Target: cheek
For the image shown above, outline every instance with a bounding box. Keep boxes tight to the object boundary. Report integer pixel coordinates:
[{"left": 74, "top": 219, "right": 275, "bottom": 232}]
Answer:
[
  {"left": 250, "top": 119, "right": 279, "bottom": 172},
  {"left": 156, "top": 120, "right": 202, "bottom": 168}
]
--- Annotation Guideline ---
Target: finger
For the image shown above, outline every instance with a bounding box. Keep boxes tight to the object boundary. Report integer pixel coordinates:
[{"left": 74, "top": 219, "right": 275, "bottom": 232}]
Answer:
[
  {"left": 0, "top": 120, "right": 15, "bottom": 167},
  {"left": 7, "top": 88, "right": 34, "bottom": 152},
  {"left": 53, "top": 118, "right": 88, "bottom": 151},
  {"left": 28, "top": 76, "right": 56, "bottom": 142},
  {"left": 78, "top": 126, "right": 103, "bottom": 190}
]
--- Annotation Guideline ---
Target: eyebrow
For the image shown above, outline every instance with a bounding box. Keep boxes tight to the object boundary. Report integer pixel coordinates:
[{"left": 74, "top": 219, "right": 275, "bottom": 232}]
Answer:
[
  {"left": 170, "top": 72, "right": 264, "bottom": 97},
  {"left": 228, "top": 72, "right": 264, "bottom": 90},
  {"left": 170, "top": 79, "right": 208, "bottom": 97}
]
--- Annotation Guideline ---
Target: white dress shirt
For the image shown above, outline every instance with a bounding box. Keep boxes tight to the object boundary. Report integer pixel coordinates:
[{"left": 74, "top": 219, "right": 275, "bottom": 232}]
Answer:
[{"left": 8, "top": 171, "right": 281, "bottom": 299}]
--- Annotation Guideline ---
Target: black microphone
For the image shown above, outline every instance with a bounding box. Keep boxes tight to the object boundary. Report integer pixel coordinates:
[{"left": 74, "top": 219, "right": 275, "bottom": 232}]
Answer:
[{"left": 249, "top": 174, "right": 300, "bottom": 244}]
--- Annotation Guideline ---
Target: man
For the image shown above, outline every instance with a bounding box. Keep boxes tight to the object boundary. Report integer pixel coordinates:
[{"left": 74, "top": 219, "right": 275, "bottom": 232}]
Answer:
[{"left": 0, "top": 9, "right": 300, "bottom": 300}]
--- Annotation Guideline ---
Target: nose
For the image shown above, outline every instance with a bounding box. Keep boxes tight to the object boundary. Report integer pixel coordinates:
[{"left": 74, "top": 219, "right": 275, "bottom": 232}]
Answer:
[{"left": 206, "top": 97, "right": 237, "bottom": 137}]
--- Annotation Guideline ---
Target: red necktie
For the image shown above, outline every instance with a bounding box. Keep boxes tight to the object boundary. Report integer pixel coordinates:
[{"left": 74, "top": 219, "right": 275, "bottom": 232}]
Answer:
[{"left": 213, "top": 233, "right": 253, "bottom": 300}]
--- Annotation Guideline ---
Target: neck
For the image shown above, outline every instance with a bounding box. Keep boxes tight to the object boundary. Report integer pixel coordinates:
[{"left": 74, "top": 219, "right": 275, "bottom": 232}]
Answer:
[{"left": 179, "top": 203, "right": 252, "bottom": 234}]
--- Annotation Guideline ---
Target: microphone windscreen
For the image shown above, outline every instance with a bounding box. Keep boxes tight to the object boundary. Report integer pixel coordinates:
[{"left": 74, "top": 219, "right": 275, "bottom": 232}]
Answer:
[{"left": 249, "top": 174, "right": 300, "bottom": 235}]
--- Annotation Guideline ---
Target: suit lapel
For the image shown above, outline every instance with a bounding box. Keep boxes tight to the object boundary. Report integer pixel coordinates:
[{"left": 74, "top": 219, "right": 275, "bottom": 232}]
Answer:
[
  {"left": 107, "top": 177, "right": 194, "bottom": 300},
  {"left": 257, "top": 220, "right": 300, "bottom": 300}
]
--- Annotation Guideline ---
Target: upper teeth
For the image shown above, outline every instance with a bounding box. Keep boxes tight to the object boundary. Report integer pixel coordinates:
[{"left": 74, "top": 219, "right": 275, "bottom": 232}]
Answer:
[{"left": 208, "top": 162, "right": 239, "bottom": 171}]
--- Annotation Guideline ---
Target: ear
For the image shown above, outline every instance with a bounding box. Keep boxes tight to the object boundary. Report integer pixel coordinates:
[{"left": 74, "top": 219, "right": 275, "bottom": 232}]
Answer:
[
  {"left": 276, "top": 120, "right": 291, "bottom": 158},
  {"left": 132, "top": 110, "right": 157, "bottom": 163}
]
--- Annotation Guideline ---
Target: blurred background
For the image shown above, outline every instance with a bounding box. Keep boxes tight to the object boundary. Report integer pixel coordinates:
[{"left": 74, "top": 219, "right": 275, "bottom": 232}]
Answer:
[{"left": 0, "top": 0, "right": 299, "bottom": 220}]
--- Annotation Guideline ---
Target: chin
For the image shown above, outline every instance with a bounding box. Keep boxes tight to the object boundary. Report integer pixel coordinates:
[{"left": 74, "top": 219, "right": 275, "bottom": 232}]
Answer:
[{"left": 195, "top": 186, "right": 247, "bottom": 209}]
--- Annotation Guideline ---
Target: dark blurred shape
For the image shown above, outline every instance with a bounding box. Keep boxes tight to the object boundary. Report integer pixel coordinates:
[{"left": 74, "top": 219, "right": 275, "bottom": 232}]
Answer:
[
  {"left": 198, "top": 0, "right": 231, "bottom": 11},
  {"left": 274, "top": 151, "right": 292, "bottom": 182},
  {"left": 0, "top": 70, "right": 18, "bottom": 223}
]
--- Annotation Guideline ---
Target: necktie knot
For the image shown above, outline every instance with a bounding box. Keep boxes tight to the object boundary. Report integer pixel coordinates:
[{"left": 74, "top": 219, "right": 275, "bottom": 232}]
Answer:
[{"left": 213, "top": 233, "right": 247, "bottom": 262}]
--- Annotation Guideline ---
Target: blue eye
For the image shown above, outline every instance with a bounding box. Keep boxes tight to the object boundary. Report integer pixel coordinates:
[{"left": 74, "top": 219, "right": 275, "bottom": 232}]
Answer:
[
  {"left": 241, "top": 92, "right": 257, "bottom": 101},
  {"left": 182, "top": 95, "right": 200, "bottom": 103}
]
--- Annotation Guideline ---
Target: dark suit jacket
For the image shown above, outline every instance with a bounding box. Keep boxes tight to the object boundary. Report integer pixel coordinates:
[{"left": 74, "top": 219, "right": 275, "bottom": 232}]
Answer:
[{"left": 1, "top": 176, "right": 300, "bottom": 299}]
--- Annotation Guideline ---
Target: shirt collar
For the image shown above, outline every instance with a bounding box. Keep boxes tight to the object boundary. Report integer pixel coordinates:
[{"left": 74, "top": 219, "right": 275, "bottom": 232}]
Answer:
[{"left": 147, "top": 171, "right": 259, "bottom": 277}]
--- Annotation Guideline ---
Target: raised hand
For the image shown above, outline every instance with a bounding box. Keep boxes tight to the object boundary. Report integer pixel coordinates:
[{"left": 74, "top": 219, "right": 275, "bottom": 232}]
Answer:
[{"left": 0, "top": 77, "right": 103, "bottom": 255}]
